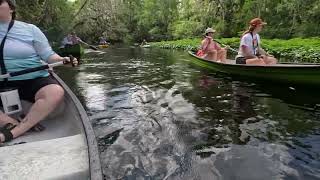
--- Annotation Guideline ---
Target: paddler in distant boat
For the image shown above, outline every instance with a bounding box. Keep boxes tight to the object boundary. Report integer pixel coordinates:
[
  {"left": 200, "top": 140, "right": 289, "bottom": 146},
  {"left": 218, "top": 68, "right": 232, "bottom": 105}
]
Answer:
[
  {"left": 60, "top": 32, "right": 83, "bottom": 48},
  {"left": 60, "top": 33, "right": 73, "bottom": 48},
  {"left": 235, "top": 18, "right": 277, "bottom": 65},
  {"left": 140, "top": 39, "right": 148, "bottom": 46},
  {"left": 140, "top": 39, "right": 151, "bottom": 48},
  {"left": 197, "top": 27, "right": 227, "bottom": 63},
  {"left": 99, "top": 37, "right": 107, "bottom": 45},
  {"left": 69, "top": 31, "right": 83, "bottom": 45}
]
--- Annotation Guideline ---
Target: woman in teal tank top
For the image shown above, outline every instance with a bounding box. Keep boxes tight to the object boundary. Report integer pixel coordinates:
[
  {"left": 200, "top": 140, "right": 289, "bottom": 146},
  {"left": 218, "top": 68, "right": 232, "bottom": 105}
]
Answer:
[{"left": 0, "top": 0, "right": 78, "bottom": 143}]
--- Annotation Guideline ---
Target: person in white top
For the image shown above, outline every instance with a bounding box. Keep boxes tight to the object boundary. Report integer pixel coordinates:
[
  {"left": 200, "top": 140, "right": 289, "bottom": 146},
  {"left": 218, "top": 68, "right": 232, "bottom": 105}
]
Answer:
[
  {"left": 60, "top": 34, "right": 73, "bottom": 48},
  {"left": 236, "top": 18, "right": 277, "bottom": 65}
]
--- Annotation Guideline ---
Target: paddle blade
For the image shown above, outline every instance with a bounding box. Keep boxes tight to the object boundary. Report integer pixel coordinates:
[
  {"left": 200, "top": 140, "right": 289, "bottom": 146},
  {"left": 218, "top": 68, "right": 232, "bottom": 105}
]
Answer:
[{"left": 69, "top": 55, "right": 76, "bottom": 67}]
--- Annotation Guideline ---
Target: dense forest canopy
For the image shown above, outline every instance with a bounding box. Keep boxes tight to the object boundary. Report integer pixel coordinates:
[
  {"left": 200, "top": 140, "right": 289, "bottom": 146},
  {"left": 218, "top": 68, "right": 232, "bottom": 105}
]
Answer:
[{"left": 15, "top": 0, "right": 320, "bottom": 43}]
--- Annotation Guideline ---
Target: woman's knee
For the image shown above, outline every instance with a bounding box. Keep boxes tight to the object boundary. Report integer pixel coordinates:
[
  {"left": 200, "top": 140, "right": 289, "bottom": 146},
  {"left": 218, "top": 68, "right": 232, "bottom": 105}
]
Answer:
[
  {"left": 264, "top": 57, "right": 277, "bottom": 65},
  {"left": 220, "top": 48, "right": 226, "bottom": 53},
  {"left": 270, "top": 57, "right": 278, "bottom": 64},
  {"left": 246, "top": 58, "right": 265, "bottom": 65},
  {"left": 208, "top": 50, "right": 217, "bottom": 54},
  {"left": 35, "top": 84, "right": 65, "bottom": 103}
]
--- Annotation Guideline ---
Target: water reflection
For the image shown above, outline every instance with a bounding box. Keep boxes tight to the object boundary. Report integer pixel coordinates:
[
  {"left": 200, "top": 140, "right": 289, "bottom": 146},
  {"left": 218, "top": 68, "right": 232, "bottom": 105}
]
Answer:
[
  {"left": 56, "top": 46, "right": 320, "bottom": 180},
  {"left": 76, "top": 72, "right": 108, "bottom": 111}
]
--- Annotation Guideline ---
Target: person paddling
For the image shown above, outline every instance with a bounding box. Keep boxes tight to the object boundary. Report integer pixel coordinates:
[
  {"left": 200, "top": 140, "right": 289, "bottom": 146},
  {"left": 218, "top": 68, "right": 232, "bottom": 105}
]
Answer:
[
  {"left": 60, "top": 33, "right": 73, "bottom": 48},
  {"left": 99, "top": 36, "right": 107, "bottom": 45},
  {"left": 0, "top": 0, "right": 78, "bottom": 144},
  {"left": 236, "top": 18, "right": 277, "bottom": 65},
  {"left": 198, "top": 28, "right": 227, "bottom": 63}
]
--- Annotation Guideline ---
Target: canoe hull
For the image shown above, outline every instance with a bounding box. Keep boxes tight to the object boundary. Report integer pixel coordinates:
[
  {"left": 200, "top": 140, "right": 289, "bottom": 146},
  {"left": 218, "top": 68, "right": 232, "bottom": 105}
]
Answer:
[
  {"left": 140, "top": 44, "right": 151, "bottom": 48},
  {"left": 53, "top": 73, "right": 103, "bottom": 180},
  {"left": 57, "top": 44, "right": 84, "bottom": 61},
  {"left": 188, "top": 51, "right": 320, "bottom": 86}
]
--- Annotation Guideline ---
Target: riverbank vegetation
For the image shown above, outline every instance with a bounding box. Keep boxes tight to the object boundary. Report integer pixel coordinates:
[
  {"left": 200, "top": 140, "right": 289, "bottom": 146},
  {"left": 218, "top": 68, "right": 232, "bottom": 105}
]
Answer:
[
  {"left": 72, "top": 0, "right": 320, "bottom": 42},
  {"left": 16, "top": 0, "right": 320, "bottom": 42},
  {"left": 15, "top": 0, "right": 320, "bottom": 61}
]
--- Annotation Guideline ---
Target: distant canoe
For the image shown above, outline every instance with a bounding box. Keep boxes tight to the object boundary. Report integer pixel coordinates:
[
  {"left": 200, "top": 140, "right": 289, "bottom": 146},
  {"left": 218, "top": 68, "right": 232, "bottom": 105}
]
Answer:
[
  {"left": 57, "top": 44, "right": 84, "bottom": 61},
  {"left": 98, "top": 44, "right": 108, "bottom": 49},
  {"left": 140, "top": 44, "right": 151, "bottom": 48},
  {"left": 188, "top": 51, "right": 320, "bottom": 86}
]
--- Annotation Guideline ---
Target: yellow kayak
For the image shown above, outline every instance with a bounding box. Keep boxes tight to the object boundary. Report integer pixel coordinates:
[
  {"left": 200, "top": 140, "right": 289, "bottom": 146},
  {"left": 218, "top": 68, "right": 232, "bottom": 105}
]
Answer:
[{"left": 98, "top": 44, "right": 108, "bottom": 49}]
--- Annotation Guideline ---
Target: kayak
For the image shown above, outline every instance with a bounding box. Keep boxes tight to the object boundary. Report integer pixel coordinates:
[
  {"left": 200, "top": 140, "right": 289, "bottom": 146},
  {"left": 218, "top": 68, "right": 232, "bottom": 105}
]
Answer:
[
  {"left": 57, "top": 44, "right": 85, "bottom": 62},
  {"left": 0, "top": 73, "right": 103, "bottom": 180},
  {"left": 188, "top": 51, "right": 320, "bottom": 86},
  {"left": 98, "top": 44, "right": 108, "bottom": 49}
]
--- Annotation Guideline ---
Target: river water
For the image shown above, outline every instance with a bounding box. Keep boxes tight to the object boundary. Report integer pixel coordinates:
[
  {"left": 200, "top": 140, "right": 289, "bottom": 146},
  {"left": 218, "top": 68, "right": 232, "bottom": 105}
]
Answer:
[{"left": 57, "top": 46, "right": 320, "bottom": 180}]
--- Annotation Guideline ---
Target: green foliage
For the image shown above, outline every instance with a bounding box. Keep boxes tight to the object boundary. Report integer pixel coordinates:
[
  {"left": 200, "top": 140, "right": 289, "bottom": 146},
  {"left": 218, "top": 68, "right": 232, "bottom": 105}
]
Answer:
[
  {"left": 171, "top": 21, "right": 203, "bottom": 39},
  {"left": 16, "top": 0, "right": 76, "bottom": 42},
  {"left": 263, "top": 38, "right": 320, "bottom": 62},
  {"left": 15, "top": 0, "right": 320, "bottom": 51}
]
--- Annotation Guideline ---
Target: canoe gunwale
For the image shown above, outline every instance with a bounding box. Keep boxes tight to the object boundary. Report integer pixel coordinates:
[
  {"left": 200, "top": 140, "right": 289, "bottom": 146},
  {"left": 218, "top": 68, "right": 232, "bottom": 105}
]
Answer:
[
  {"left": 53, "top": 73, "right": 103, "bottom": 180},
  {"left": 188, "top": 51, "right": 320, "bottom": 68}
]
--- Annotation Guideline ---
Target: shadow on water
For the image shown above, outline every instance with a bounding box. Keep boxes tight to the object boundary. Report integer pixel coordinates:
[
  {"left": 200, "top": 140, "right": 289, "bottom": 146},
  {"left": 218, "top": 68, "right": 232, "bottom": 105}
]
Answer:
[{"left": 56, "top": 46, "right": 320, "bottom": 180}]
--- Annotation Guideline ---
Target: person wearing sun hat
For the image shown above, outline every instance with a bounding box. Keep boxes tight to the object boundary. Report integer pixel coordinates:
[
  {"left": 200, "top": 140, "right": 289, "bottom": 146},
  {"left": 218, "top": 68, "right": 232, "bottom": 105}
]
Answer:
[
  {"left": 0, "top": 0, "right": 78, "bottom": 144},
  {"left": 197, "top": 27, "right": 227, "bottom": 62},
  {"left": 235, "top": 17, "right": 277, "bottom": 65}
]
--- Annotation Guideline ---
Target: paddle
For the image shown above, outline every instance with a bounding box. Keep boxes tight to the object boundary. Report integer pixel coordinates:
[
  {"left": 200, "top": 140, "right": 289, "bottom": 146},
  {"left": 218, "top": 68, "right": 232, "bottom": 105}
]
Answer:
[
  {"left": 0, "top": 57, "right": 76, "bottom": 79},
  {"left": 79, "top": 40, "right": 98, "bottom": 50},
  {"left": 213, "top": 39, "right": 238, "bottom": 53}
]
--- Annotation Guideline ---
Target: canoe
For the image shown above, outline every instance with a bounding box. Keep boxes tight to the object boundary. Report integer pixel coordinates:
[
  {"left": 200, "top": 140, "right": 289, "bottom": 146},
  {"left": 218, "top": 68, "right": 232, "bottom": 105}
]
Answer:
[
  {"left": 0, "top": 73, "right": 103, "bottom": 180},
  {"left": 57, "top": 44, "right": 85, "bottom": 61},
  {"left": 98, "top": 44, "right": 108, "bottom": 49},
  {"left": 188, "top": 51, "right": 320, "bottom": 86},
  {"left": 140, "top": 44, "right": 151, "bottom": 48}
]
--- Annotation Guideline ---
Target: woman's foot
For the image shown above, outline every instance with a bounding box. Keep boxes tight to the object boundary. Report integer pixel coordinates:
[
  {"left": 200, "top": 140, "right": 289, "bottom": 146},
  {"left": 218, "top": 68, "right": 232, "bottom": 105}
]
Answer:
[
  {"left": 0, "top": 113, "right": 19, "bottom": 127},
  {"left": 0, "top": 123, "right": 16, "bottom": 143}
]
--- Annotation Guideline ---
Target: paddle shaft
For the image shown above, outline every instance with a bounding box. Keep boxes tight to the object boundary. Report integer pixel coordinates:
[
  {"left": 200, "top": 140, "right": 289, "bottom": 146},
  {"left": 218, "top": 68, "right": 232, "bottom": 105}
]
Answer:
[
  {"left": 0, "top": 56, "right": 76, "bottom": 79},
  {"left": 213, "top": 39, "right": 238, "bottom": 53},
  {"left": 79, "top": 40, "right": 98, "bottom": 50}
]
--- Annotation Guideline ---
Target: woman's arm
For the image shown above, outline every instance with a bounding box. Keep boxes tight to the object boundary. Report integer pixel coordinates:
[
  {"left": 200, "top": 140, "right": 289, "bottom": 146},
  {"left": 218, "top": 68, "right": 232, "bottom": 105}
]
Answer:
[
  {"left": 258, "top": 47, "right": 274, "bottom": 57},
  {"left": 31, "top": 25, "right": 77, "bottom": 64},
  {"left": 201, "top": 37, "right": 211, "bottom": 51},
  {"left": 241, "top": 45, "right": 257, "bottom": 59},
  {"left": 46, "top": 54, "right": 65, "bottom": 63},
  {"left": 47, "top": 54, "right": 78, "bottom": 65},
  {"left": 215, "top": 42, "right": 222, "bottom": 50}
]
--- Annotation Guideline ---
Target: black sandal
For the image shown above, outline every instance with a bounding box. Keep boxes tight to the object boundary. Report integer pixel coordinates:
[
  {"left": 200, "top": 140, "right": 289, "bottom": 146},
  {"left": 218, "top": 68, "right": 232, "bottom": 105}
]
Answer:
[{"left": 0, "top": 123, "right": 16, "bottom": 143}]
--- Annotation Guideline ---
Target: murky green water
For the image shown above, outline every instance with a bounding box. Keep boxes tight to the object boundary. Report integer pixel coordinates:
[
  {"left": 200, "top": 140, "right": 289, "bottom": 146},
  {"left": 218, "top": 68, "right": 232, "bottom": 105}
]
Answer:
[{"left": 57, "top": 46, "right": 320, "bottom": 180}]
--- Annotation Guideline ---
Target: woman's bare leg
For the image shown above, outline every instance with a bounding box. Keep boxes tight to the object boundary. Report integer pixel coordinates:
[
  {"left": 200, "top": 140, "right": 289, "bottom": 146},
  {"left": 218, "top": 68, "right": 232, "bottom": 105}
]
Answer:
[
  {"left": 246, "top": 57, "right": 266, "bottom": 65},
  {"left": 203, "top": 50, "right": 217, "bottom": 61},
  {"left": 0, "top": 84, "right": 64, "bottom": 142},
  {"left": 217, "top": 48, "right": 227, "bottom": 63},
  {"left": 264, "top": 56, "right": 277, "bottom": 65}
]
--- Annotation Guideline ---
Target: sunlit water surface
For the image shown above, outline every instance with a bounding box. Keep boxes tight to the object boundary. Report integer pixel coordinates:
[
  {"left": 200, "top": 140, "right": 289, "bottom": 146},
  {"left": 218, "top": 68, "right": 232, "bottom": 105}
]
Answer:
[{"left": 57, "top": 46, "right": 320, "bottom": 180}]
